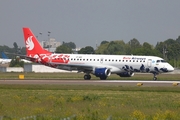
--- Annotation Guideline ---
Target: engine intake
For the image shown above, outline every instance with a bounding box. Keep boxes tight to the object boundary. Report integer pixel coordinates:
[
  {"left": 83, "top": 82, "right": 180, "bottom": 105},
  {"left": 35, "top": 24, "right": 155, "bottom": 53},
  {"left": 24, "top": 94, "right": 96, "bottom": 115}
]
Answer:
[{"left": 93, "top": 68, "right": 111, "bottom": 78}]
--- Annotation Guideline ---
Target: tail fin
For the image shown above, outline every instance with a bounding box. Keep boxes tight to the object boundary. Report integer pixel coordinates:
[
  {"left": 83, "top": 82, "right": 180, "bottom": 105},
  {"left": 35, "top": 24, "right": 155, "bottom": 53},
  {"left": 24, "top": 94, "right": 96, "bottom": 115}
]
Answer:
[
  {"left": 1, "top": 52, "right": 9, "bottom": 59},
  {"left": 23, "top": 28, "right": 50, "bottom": 56}
]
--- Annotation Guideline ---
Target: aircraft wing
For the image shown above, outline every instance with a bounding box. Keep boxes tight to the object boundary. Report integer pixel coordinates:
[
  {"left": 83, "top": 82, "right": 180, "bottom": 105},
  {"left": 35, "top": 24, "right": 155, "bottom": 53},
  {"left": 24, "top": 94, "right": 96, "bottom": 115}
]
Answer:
[
  {"left": 49, "top": 61, "right": 119, "bottom": 73},
  {"left": 57, "top": 63, "right": 93, "bottom": 72},
  {"left": 4, "top": 52, "right": 36, "bottom": 62}
]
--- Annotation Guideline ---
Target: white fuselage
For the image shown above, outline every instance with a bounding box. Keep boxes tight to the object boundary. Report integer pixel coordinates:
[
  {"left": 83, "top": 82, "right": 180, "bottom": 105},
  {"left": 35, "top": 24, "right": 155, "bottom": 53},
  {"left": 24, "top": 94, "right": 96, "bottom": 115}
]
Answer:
[
  {"left": 37, "top": 53, "right": 174, "bottom": 74},
  {"left": 0, "top": 58, "right": 11, "bottom": 64}
]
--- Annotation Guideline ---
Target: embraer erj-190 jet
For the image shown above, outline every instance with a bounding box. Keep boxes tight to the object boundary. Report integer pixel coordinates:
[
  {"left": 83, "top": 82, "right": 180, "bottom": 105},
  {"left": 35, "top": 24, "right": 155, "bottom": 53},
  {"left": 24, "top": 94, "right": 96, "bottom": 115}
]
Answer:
[{"left": 22, "top": 28, "right": 174, "bottom": 80}]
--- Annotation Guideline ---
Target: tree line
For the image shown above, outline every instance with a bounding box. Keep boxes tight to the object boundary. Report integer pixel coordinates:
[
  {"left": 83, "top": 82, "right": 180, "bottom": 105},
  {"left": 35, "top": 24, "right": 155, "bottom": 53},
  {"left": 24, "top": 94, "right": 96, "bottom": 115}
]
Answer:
[
  {"left": 55, "top": 38, "right": 180, "bottom": 68},
  {"left": 0, "top": 37, "right": 180, "bottom": 68}
]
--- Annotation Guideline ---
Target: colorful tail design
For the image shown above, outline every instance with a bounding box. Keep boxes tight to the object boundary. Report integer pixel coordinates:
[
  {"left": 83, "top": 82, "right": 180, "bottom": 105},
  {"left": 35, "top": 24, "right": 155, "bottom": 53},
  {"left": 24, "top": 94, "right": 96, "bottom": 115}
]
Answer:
[{"left": 23, "top": 28, "right": 50, "bottom": 56}]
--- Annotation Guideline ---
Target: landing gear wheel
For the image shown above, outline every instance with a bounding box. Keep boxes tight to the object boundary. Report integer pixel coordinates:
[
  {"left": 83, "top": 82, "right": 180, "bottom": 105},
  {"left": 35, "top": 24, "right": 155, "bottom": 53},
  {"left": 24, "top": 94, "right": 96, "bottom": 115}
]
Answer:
[
  {"left": 84, "top": 74, "right": 91, "bottom": 80},
  {"left": 153, "top": 77, "right": 157, "bottom": 81}
]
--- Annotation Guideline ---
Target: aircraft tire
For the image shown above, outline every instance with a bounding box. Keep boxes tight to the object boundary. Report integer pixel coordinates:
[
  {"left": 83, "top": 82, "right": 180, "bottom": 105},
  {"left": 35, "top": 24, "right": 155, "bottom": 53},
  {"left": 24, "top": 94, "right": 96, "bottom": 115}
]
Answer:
[
  {"left": 84, "top": 75, "right": 91, "bottom": 80},
  {"left": 153, "top": 77, "right": 157, "bottom": 81}
]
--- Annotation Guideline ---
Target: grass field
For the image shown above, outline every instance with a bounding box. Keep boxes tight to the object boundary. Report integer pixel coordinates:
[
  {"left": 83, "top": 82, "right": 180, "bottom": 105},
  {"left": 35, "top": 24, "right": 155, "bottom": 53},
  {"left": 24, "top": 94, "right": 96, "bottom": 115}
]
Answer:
[
  {"left": 0, "top": 85, "right": 180, "bottom": 120},
  {"left": 0, "top": 72, "right": 180, "bottom": 119}
]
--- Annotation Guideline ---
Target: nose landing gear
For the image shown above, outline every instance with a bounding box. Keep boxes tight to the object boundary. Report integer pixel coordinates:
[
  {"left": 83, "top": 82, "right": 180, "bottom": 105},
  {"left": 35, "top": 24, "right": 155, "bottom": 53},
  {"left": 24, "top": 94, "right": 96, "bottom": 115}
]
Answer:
[{"left": 153, "top": 72, "right": 159, "bottom": 81}]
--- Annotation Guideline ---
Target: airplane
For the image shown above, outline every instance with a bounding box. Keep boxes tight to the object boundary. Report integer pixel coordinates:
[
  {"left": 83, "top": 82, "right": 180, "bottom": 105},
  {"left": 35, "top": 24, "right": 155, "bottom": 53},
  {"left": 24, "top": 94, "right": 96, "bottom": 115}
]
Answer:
[
  {"left": 1, "top": 52, "right": 9, "bottom": 59},
  {"left": 0, "top": 52, "right": 12, "bottom": 64},
  {"left": 0, "top": 52, "right": 31, "bottom": 64},
  {"left": 22, "top": 27, "right": 174, "bottom": 80}
]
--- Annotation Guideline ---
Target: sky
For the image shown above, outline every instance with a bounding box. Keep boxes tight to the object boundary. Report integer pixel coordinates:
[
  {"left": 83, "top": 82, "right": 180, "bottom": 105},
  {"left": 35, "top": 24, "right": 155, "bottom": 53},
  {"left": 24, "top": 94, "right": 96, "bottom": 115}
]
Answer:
[{"left": 1, "top": 0, "right": 180, "bottom": 49}]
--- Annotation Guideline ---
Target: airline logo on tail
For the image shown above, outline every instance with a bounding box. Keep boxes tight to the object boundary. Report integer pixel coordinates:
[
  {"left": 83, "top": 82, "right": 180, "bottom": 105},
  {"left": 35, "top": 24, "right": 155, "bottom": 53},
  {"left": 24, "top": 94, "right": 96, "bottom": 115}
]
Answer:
[{"left": 26, "top": 36, "right": 34, "bottom": 51}]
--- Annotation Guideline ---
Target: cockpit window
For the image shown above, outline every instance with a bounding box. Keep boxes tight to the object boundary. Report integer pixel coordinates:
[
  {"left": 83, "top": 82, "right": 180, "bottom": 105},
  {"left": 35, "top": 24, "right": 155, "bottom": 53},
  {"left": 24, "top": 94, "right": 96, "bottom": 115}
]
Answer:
[
  {"left": 156, "top": 60, "right": 160, "bottom": 63},
  {"left": 161, "top": 60, "right": 167, "bottom": 63},
  {"left": 156, "top": 60, "right": 167, "bottom": 63}
]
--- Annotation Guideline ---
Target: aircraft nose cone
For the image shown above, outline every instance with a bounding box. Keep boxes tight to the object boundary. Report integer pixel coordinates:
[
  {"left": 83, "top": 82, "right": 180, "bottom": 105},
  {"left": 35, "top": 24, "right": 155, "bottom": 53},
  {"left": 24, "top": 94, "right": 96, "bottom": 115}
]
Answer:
[{"left": 168, "top": 65, "right": 174, "bottom": 72}]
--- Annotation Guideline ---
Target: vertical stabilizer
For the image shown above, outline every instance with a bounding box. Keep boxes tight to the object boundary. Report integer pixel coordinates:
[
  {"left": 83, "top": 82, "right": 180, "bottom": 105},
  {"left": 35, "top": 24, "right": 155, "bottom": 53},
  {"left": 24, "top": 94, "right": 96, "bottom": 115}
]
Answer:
[
  {"left": 1, "top": 52, "right": 9, "bottom": 59},
  {"left": 23, "top": 28, "right": 50, "bottom": 56}
]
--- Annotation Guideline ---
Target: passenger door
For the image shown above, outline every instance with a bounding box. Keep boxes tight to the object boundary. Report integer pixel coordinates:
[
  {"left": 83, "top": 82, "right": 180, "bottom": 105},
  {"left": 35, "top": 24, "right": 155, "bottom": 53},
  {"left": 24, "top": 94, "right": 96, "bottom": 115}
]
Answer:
[{"left": 147, "top": 59, "right": 152, "bottom": 67}]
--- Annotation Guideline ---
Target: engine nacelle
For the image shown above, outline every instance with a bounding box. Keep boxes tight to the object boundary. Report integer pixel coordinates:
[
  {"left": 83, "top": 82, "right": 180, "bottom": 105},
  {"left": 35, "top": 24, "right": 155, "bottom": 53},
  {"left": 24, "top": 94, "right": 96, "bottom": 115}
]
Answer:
[
  {"left": 118, "top": 72, "right": 134, "bottom": 77},
  {"left": 93, "top": 68, "right": 111, "bottom": 78}
]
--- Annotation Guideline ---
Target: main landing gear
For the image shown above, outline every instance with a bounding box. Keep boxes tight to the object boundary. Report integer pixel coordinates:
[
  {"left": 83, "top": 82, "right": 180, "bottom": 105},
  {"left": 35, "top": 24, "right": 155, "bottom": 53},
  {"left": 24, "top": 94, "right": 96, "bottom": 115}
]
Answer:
[{"left": 84, "top": 74, "right": 91, "bottom": 80}]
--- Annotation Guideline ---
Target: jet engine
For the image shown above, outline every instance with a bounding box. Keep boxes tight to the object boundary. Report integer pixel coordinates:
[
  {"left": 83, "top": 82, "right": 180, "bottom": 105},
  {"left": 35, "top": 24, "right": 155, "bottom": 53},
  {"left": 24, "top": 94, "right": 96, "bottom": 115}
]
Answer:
[
  {"left": 93, "top": 68, "right": 111, "bottom": 80},
  {"left": 118, "top": 72, "right": 134, "bottom": 77}
]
